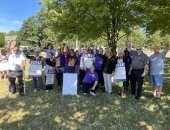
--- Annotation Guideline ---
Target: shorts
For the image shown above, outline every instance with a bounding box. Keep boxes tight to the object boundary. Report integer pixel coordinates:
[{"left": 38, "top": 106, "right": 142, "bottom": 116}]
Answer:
[
  {"left": 116, "top": 82, "right": 123, "bottom": 88},
  {"left": 150, "top": 75, "right": 163, "bottom": 87}
]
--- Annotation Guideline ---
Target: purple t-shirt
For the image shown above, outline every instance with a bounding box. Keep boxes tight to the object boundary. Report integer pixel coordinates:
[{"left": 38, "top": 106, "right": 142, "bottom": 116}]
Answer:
[
  {"left": 83, "top": 68, "right": 98, "bottom": 83},
  {"left": 64, "top": 55, "right": 76, "bottom": 73},
  {"left": 94, "top": 54, "right": 104, "bottom": 70}
]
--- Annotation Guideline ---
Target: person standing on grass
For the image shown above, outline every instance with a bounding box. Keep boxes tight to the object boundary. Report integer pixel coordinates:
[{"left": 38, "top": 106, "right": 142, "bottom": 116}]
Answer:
[
  {"left": 102, "top": 48, "right": 116, "bottom": 95},
  {"left": 82, "top": 58, "right": 98, "bottom": 96},
  {"left": 94, "top": 45, "right": 106, "bottom": 92},
  {"left": 149, "top": 43, "right": 170, "bottom": 100},
  {"left": 45, "top": 52, "right": 56, "bottom": 92},
  {"left": 27, "top": 49, "right": 44, "bottom": 92},
  {"left": 0, "top": 48, "right": 8, "bottom": 79},
  {"left": 114, "top": 50, "right": 126, "bottom": 97},
  {"left": 128, "top": 42, "right": 148, "bottom": 100},
  {"left": 45, "top": 44, "right": 56, "bottom": 58},
  {"left": 8, "top": 46, "right": 26, "bottom": 96},
  {"left": 55, "top": 49, "right": 65, "bottom": 90}
]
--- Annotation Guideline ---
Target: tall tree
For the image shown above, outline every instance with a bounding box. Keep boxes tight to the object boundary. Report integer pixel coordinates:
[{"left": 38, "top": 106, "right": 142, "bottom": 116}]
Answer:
[
  {"left": 17, "top": 15, "right": 58, "bottom": 47},
  {"left": 41, "top": 0, "right": 146, "bottom": 51},
  {"left": 0, "top": 32, "right": 5, "bottom": 47}
]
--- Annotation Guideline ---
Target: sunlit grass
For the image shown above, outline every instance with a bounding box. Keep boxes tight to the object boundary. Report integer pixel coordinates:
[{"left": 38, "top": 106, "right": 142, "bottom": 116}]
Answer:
[{"left": 0, "top": 58, "right": 169, "bottom": 130}]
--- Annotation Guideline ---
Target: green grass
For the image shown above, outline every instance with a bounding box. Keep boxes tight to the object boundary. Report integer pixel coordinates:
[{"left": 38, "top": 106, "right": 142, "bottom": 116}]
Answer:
[{"left": 0, "top": 58, "right": 170, "bottom": 130}]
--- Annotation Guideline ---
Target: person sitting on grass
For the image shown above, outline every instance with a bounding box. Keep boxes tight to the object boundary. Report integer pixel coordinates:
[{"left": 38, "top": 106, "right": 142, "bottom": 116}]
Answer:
[{"left": 82, "top": 58, "right": 98, "bottom": 96}]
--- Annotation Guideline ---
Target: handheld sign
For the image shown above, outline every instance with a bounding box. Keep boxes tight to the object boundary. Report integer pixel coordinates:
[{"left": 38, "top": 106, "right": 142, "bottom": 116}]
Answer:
[
  {"left": 46, "top": 73, "right": 55, "bottom": 85},
  {"left": 80, "top": 57, "right": 93, "bottom": 68},
  {"left": 29, "top": 61, "right": 42, "bottom": 77},
  {"left": 62, "top": 73, "right": 78, "bottom": 95},
  {"left": 113, "top": 60, "right": 126, "bottom": 82},
  {"left": 0, "top": 59, "right": 8, "bottom": 72}
]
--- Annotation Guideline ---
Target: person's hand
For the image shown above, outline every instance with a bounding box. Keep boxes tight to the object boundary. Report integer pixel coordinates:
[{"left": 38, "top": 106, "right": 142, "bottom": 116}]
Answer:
[{"left": 141, "top": 72, "right": 146, "bottom": 77}]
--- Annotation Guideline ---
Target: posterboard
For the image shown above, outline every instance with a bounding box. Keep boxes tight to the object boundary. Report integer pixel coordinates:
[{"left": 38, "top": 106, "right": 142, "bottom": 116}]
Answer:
[
  {"left": 62, "top": 73, "right": 78, "bottom": 95},
  {"left": 29, "top": 61, "right": 42, "bottom": 77},
  {"left": 0, "top": 60, "right": 8, "bottom": 71},
  {"left": 80, "top": 57, "right": 93, "bottom": 68},
  {"left": 46, "top": 74, "right": 55, "bottom": 85},
  {"left": 113, "top": 61, "right": 126, "bottom": 82}
]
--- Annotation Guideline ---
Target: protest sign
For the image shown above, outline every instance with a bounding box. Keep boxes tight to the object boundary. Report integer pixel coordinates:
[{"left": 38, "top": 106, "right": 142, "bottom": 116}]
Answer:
[
  {"left": 0, "top": 60, "right": 8, "bottom": 71},
  {"left": 29, "top": 61, "right": 42, "bottom": 77},
  {"left": 46, "top": 74, "right": 55, "bottom": 85}
]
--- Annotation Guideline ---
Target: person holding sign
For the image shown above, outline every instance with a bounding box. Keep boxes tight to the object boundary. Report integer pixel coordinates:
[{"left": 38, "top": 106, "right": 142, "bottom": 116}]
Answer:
[
  {"left": 149, "top": 43, "right": 170, "bottom": 100},
  {"left": 114, "top": 50, "right": 126, "bottom": 97},
  {"left": 81, "top": 58, "right": 98, "bottom": 96},
  {"left": 8, "top": 46, "right": 26, "bottom": 96},
  {"left": 27, "top": 49, "right": 44, "bottom": 92},
  {"left": 45, "top": 52, "right": 56, "bottom": 92},
  {"left": 0, "top": 48, "right": 8, "bottom": 79},
  {"left": 78, "top": 46, "right": 95, "bottom": 87},
  {"left": 55, "top": 49, "right": 65, "bottom": 89}
]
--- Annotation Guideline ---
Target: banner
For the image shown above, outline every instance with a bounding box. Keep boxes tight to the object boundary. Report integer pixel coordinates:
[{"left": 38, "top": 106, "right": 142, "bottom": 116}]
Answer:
[
  {"left": 62, "top": 73, "right": 77, "bottom": 95},
  {"left": 0, "top": 59, "right": 8, "bottom": 71},
  {"left": 46, "top": 73, "right": 55, "bottom": 85},
  {"left": 29, "top": 61, "right": 42, "bottom": 77}
]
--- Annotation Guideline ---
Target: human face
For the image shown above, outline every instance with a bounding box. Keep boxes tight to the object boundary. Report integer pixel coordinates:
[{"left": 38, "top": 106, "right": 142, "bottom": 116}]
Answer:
[
  {"left": 35, "top": 52, "right": 40, "bottom": 57},
  {"left": 153, "top": 46, "right": 159, "bottom": 54},
  {"left": 13, "top": 47, "right": 19, "bottom": 54},
  {"left": 136, "top": 47, "right": 142, "bottom": 54},
  {"left": 90, "top": 65, "right": 95, "bottom": 73},
  {"left": 99, "top": 48, "right": 103, "bottom": 54},
  {"left": 118, "top": 52, "right": 124, "bottom": 58},
  {"left": 48, "top": 44, "right": 53, "bottom": 50},
  {"left": 106, "top": 50, "right": 112, "bottom": 57}
]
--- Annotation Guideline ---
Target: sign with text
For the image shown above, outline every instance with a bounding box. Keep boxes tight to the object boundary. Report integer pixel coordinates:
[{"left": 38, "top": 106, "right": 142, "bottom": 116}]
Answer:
[
  {"left": 46, "top": 73, "right": 55, "bottom": 85},
  {"left": 80, "top": 57, "right": 94, "bottom": 68},
  {"left": 0, "top": 60, "right": 8, "bottom": 71},
  {"left": 62, "top": 73, "right": 78, "bottom": 95},
  {"left": 29, "top": 61, "right": 42, "bottom": 77}
]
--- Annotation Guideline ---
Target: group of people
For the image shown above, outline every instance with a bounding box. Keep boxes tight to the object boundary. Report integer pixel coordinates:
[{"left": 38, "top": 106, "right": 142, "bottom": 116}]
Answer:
[{"left": 0, "top": 42, "right": 169, "bottom": 100}]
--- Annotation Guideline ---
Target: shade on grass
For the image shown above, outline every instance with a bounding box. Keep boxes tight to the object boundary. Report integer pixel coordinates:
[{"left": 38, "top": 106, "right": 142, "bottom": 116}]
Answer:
[{"left": 0, "top": 58, "right": 170, "bottom": 130}]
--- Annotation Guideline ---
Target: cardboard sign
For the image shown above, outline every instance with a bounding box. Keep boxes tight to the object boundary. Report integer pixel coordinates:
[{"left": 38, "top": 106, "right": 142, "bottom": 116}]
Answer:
[
  {"left": 80, "top": 57, "right": 94, "bottom": 68},
  {"left": 29, "top": 61, "right": 42, "bottom": 77},
  {"left": 62, "top": 73, "right": 78, "bottom": 95},
  {"left": 0, "top": 60, "right": 8, "bottom": 71},
  {"left": 46, "top": 74, "right": 55, "bottom": 85}
]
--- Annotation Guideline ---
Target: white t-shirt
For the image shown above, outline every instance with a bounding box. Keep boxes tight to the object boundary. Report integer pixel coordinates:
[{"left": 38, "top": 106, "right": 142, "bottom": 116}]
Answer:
[{"left": 8, "top": 53, "right": 26, "bottom": 71}]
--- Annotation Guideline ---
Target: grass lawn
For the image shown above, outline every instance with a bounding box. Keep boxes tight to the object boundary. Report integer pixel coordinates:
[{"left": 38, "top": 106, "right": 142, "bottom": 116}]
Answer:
[{"left": 0, "top": 58, "right": 170, "bottom": 130}]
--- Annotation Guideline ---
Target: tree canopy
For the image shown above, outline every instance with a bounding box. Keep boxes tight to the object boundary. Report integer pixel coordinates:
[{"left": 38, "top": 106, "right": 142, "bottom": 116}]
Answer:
[{"left": 0, "top": 32, "right": 5, "bottom": 47}]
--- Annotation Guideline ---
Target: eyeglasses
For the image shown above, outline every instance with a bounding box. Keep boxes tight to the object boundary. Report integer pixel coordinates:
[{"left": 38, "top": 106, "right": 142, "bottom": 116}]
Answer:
[{"left": 136, "top": 48, "right": 142, "bottom": 51}]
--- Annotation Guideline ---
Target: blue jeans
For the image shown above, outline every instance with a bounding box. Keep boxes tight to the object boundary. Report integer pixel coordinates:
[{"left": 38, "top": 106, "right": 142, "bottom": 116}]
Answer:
[{"left": 33, "top": 77, "right": 43, "bottom": 90}]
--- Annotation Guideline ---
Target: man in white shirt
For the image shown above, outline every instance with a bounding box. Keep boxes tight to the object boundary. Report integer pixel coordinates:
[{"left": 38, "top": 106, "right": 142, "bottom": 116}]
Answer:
[{"left": 8, "top": 46, "right": 26, "bottom": 96}]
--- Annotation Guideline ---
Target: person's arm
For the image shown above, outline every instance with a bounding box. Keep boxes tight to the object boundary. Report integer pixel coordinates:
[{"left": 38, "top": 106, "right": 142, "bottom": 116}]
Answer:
[
  {"left": 127, "top": 42, "right": 132, "bottom": 52},
  {"left": 164, "top": 42, "right": 170, "bottom": 54},
  {"left": 94, "top": 44, "right": 97, "bottom": 55},
  {"left": 82, "top": 58, "right": 86, "bottom": 70},
  {"left": 141, "top": 55, "right": 149, "bottom": 77},
  {"left": 91, "top": 81, "right": 98, "bottom": 90},
  {"left": 78, "top": 45, "right": 81, "bottom": 55}
]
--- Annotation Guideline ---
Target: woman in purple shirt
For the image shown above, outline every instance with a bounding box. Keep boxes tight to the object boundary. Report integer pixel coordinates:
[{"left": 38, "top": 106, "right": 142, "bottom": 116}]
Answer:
[{"left": 82, "top": 58, "right": 98, "bottom": 96}]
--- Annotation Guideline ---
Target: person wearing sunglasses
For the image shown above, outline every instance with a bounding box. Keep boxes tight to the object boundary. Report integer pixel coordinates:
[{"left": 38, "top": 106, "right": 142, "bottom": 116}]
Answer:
[
  {"left": 127, "top": 42, "right": 148, "bottom": 100},
  {"left": 149, "top": 43, "right": 170, "bottom": 100}
]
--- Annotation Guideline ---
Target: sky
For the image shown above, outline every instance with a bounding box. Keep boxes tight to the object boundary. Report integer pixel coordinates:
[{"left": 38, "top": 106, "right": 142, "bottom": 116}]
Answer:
[{"left": 0, "top": 0, "right": 41, "bottom": 32}]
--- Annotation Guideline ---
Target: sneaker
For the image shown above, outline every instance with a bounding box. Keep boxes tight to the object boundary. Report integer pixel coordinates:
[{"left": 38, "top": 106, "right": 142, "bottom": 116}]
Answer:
[
  {"left": 83, "top": 93, "right": 87, "bottom": 95},
  {"left": 90, "top": 90, "right": 96, "bottom": 96},
  {"left": 33, "top": 89, "right": 37, "bottom": 93},
  {"left": 135, "top": 96, "right": 140, "bottom": 100}
]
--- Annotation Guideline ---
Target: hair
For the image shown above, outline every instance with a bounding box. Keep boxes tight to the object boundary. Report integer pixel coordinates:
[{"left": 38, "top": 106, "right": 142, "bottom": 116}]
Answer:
[{"left": 47, "top": 44, "right": 53, "bottom": 49}]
